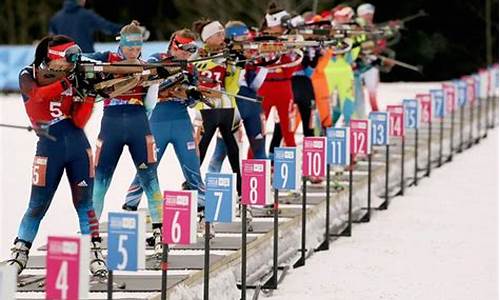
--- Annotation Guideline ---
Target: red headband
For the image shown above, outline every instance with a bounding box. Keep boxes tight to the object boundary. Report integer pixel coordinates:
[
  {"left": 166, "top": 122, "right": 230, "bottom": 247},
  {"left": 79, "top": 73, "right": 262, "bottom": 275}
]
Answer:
[
  {"left": 47, "top": 42, "right": 76, "bottom": 60},
  {"left": 174, "top": 35, "right": 195, "bottom": 45}
]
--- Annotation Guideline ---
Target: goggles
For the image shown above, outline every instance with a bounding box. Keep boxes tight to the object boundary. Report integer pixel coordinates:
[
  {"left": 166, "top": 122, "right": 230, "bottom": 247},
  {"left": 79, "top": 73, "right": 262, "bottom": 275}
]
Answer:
[
  {"left": 47, "top": 42, "right": 82, "bottom": 62},
  {"left": 172, "top": 35, "right": 198, "bottom": 54}
]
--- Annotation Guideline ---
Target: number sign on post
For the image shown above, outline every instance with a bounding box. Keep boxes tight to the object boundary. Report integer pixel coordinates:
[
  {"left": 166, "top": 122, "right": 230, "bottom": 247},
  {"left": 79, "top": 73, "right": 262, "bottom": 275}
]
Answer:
[
  {"left": 442, "top": 84, "right": 456, "bottom": 113},
  {"left": 403, "top": 99, "right": 420, "bottom": 129},
  {"left": 241, "top": 159, "right": 272, "bottom": 206},
  {"left": 430, "top": 89, "right": 446, "bottom": 119},
  {"left": 205, "top": 173, "right": 237, "bottom": 223},
  {"left": 326, "top": 127, "right": 350, "bottom": 166},
  {"left": 387, "top": 105, "right": 405, "bottom": 137},
  {"left": 107, "top": 211, "right": 145, "bottom": 271},
  {"left": 163, "top": 191, "right": 197, "bottom": 245},
  {"left": 46, "top": 235, "right": 89, "bottom": 300},
  {"left": 273, "top": 147, "right": 301, "bottom": 191},
  {"left": 350, "top": 119, "right": 371, "bottom": 155},
  {"left": 302, "top": 137, "right": 327, "bottom": 177},
  {"left": 455, "top": 80, "right": 467, "bottom": 107},
  {"left": 369, "top": 112, "right": 390, "bottom": 146},
  {"left": 417, "top": 94, "right": 432, "bottom": 123}
]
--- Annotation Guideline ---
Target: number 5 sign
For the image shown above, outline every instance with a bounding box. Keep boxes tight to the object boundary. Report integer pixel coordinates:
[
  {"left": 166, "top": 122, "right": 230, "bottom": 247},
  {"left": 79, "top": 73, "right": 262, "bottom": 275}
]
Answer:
[
  {"left": 107, "top": 211, "right": 146, "bottom": 271},
  {"left": 242, "top": 159, "right": 272, "bottom": 206},
  {"left": 368, "top": 112, "right": 389, "bottom": 146},
  {"left": 302, "top": 137, "right": 327, "bottom": 177},
  {"left": 46, "top": 235, "right": 89, "bottom": 300},
  {"left": 326, "top": 127, "right": 350, "bottom": 166},
  {"left": 205, "top": 173, "right": 237, "bottom": 223},
  {"left": 350, "top": 119, "right": 371, "bottom": 155},
  {"left": 273, "top": 147, "right": 301, "bottom": 191},
  {"left": 387, "top": 105, "right": 405, "bottom": 137},
  {"left": 403, "top": 99, "right": 420, "bottom": 129},
  {"left": 163, "top": 191, "right": 197, "bottom": 244}
]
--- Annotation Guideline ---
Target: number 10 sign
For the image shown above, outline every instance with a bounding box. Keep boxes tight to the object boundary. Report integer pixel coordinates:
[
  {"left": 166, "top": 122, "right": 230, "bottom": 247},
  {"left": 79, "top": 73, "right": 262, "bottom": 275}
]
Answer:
[
  {"left": 242, "top": 159, "right": 272, "bottom": 206},
  {"left": 46, "top": 235, "right": 89, "bottom": 300},
  {"left": 163, "top": 191, "right": 197, "bottom": 244},
  {"left": 302, "top": 137, "right": 327, "bottom": 177}
]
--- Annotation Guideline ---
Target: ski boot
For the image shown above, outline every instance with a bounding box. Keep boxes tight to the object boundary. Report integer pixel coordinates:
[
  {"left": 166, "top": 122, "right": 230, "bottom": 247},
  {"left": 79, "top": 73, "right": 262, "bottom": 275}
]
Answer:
[
  {"left": 152, "top": 226, "right": 163, "bottom": 257},
  {"left": 197, "top": 212, "right": 216, "bottom": 240},
  {"left": 89, "top": 238, "right": 107, "bottom": 278},
  {"left": 6, "top": 239, "right": 30, "bottom": 275}
]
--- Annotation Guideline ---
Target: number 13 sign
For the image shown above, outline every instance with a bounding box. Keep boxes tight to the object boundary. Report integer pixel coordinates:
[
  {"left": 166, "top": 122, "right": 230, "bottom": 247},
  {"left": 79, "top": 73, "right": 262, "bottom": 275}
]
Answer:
[
  {"left": 350, "top": 119, "right": 371, "bottom": 155},
  {"left": 302, "top": 137, "right": 327, "bottom": 177},
  {"left": 242, "top": 159, "right": 272, "bottom": 206},
  {"left": 163, "top": 191, "right": 197, "bottom": 244},
  {"left": 387, "top": 105, "right": 405, "bottom": 137},
  {"left": 46, "top": 235, "right": 89, "bottom": 300}
]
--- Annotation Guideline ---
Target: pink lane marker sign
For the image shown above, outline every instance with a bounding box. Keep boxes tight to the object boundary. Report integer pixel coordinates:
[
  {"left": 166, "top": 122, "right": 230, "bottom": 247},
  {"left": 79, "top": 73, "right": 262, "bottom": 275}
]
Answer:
[
  {"left": 163, "top": 190, "right": 197, "bottom": 245},
  {"left": 417, "top": 94, "right": 432, "bottom": 123},
  {"left": 350, "top": 119, "right": 371, "bottom": 155},
  {"left": 302, "top": 137, "right": 327, "bottom": 177},
  {"left": 241, "top": 159, "right": 272, "bottom": 206},
  {"left": 46, "top": 235, "right": 89, "bottom": 300},
  {"left": 387, "top": 105, "right": 405, "bottom": 137},
  {"left": 442, "top": 83, "right": 456, "bottom": 113}
]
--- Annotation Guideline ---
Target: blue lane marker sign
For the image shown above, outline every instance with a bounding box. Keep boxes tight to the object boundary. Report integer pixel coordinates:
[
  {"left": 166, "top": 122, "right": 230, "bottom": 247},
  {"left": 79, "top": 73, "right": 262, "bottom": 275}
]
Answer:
[
  {"left": 403, "top": 99, "right": 420, "bottom": 129},
  {"left": 205, "top": 173, "right": 237, "bottom": 223},
  {"left": 430, "top": 89, "right": 446, "bottom": 118},
  {"left": 107, "top": 211, "right": 146, "bottom": 271},
  {"left": 326, "top": 127, "right": 350, "bottom": 166},
  {"left": 273, "top": 147, "right": 301, "bottom": 191},
  {"left": 455, "top": 80, "right": 467, "bottom": 107},
  {"left": 368, "top": 112, "right": 390, "bottom": 146}
]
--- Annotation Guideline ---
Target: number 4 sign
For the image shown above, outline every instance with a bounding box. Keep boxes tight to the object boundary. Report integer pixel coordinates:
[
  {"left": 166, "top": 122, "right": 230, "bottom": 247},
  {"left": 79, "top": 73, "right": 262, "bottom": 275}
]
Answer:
[
  {"left": 46, "top": 235, "right": 89, "bottom": 300},
  {"left": 205, "top": 173, "right": 237, "bottom": 223},
  {"left": 368, "top": 112, "right": 389, "bottom": 146},
  {"left": 302, "top": 137, "right": 327, "bottom": 177},
  {"left": 387, "top": 105, "right": 405, "bottom": 137},
  {"left": 242, "top": 159, "right": 272, "bottom": 206},
  {"left": 350, "top": 119, "right": 371, "bottom": 155},
  {"left": 273, "top": 147, "right": 301, "bottom": 191},
  {"left": 326, "top": 127, "right": 350, "bottom": 166},
  {"left": 403, "top": 99, "right": 420, "bottom": 129},
  {"left": 163, "top": 191, "right": 197, "bottom": 244},
  {"left": 107, "top": 211, "right": 146, "bottom": 271}
]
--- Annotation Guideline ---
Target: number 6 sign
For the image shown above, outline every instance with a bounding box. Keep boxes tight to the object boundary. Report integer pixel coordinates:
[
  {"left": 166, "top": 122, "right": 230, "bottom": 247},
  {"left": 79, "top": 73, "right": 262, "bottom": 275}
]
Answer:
[
  {"left": 302, "top": 137, "right": 327, "bottom": 177},
  {"left": 163, "top": 191, "right": 197, "bottom": 244},
  {"left": 205, "top": 173, "right": 237, "bottom": 223},
  {"left": 46, "top": 235, "right": 89, "bottom": 300},
  {"left": 242, "top": 159, "right": 272, "bottom": 206},
  {"left": 107, "top": 211, "right": 146, "bottom": 271},
  {"left": 350, "top": 119, "right": 371, "bottom": 155},
  {"left": 273, "top": 147, "right": 301, "bottom": 191},
  {"left": 387, "top": 105, "right": 405, "bottom": 137}
]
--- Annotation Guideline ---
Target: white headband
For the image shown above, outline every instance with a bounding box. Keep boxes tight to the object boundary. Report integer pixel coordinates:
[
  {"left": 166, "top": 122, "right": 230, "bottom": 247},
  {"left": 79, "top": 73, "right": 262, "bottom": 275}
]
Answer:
[
  {"left": 201, "top": 21, "right": 224, "bottom": 42},
  {"left": 265, "top": 10, "right": 290, "bottom": 27},
  {"left": 357, "top": 4, "right": 375, "bottom": 16}
]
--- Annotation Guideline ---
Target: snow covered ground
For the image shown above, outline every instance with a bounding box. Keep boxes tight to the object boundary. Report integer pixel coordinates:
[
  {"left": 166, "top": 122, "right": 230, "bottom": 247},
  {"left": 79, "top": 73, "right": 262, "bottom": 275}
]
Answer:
[{"left": 267, "top": 128, "right": 499, "bottom": 300}]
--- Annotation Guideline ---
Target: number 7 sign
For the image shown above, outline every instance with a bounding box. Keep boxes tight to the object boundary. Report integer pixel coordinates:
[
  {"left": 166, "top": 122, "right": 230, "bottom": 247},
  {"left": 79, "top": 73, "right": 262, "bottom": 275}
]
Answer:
[
  {"left": 205, "top": 173, "right": 237, "bottom": 223},
  {"left": 163, "top": 191, "right": 197, "bottom": 245},
  {"left": 350, "top": 119, "right": 371, "bottom": 155},
  {"left": 46, "top": 235, "right": 89, "bottom": 300}
]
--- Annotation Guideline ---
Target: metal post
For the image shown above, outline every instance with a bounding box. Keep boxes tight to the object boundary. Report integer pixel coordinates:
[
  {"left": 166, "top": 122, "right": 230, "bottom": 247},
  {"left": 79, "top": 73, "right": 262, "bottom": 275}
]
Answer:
[
  {"left": 161, "top": 244, "right": 169, "bottom": 300},
  {"left": 294, "top": 177, "right": 307, "bottom": 268},
  {"left": 204, "top": 223, "right": 210, "bottom": 300},
  {"left": 414, "top": 128, "right": 419, "bottom": 186},
  {"left": 400, "top": 136, "right": 405, "bottom": 195},
  {"left": 427, "top": 117, "right": 432, "bottom": 176},
  {"left": 241, "top": 205, "right": 247, "bottom": 300},
  {"left": 459, "top": 105, "right": 464, "bottom": 153},
  {"left": 316, "top": 165, "right": 330, "bottom": 251},
  {"left": 438, "top": 116, "right": 443, "bottom": 167},
  {"left": 107, "top": 271, "right": 113, "bottom": 300}
]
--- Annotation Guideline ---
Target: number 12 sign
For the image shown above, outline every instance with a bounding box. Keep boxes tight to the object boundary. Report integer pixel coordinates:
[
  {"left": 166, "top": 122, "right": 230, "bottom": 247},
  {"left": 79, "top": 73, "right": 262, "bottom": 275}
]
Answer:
[
  {"left": 350, "top": 119, "right": 371, "bottom": 155},
  {"left": 242, "top": 159, "right": 272, "bottom": 206},
  {"left": 326, "top": 127, "right": 350, "bottom": 166},
  {"left": 205, "top": 173, "right": 237, "bottom": 223},
  {"left": 387, "top": 105, "right": 405, "bottom": 137},
  {"left": 369, "top": 112, "right": 389, "bottom": 146},
  {"left": 302, "top": 137, "right": 327, "bottom": 177},
  {"left": 107, "top": 211, "right": 146, "bottom": 271},
  {"left": 46, "top": 235, "right": 89, "bottom": 300},
  {"left": 274, "top": 147, "right": 301, "bottom": 191},
  {"left": 163, "top": 191, "right": 197, "bottom": 244}
]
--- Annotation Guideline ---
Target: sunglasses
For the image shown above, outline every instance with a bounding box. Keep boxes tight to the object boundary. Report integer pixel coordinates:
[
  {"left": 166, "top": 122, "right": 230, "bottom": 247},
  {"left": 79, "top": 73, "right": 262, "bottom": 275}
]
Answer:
[{"left": 173, "top": 40, "right": 198, "bottom": 54}]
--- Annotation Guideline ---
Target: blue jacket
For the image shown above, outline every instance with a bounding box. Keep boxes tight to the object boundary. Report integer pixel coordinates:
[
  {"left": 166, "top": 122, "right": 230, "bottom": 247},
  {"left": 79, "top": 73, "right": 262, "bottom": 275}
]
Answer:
[{"left": 49, "top": 0, "right": 122, "bottom": 52}]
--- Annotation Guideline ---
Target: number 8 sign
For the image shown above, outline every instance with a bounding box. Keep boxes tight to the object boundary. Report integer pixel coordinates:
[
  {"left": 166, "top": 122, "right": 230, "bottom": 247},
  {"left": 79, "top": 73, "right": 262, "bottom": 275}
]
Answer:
[
  {"left": 46, "top": 235, "right": 89, "bottom": 300},
  {"left": 302, "top": 137, "right": 327, "bottom": 177},
  {"left": 163, "top": 191, "right": 197, "bottom": 244},
  {"left": 387, "top": 105, "right": 405, "bottom": 137},
  {"left": 242, "top": 159, "right": 272, "bottom": 206},
  {"left": 350, "top": 119, "right": 371, "bottom": 155}
]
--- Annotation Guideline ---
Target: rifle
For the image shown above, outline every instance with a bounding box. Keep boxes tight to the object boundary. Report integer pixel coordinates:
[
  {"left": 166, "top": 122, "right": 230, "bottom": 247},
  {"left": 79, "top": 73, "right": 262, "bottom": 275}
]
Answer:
[
  {"left": 378, "top": 55, "right": 423, "bottom": 73},
  {"left": 0, "top": 123, "right": 56, "bottom": 141}
]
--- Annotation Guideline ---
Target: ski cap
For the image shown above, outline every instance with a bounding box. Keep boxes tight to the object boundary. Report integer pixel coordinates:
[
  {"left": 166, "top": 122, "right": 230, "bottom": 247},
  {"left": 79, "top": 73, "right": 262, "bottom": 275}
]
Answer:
[
  {"left": 332, "top": 5, "right": 354, "bottom": 19},
  {"left": 201, "top": 21, "right": 224, "bottom": 42},
  {"left": 265, "top": 10, "right": 290, "bottom": 27},
  {"left": 225, "top": 23, "right": 249, "bottom": 40},
  {"left": 117, "top": 32, "right": 143, "bottom": 47},
  {"left": 357, "top": 3, "right": 375, "bottom": 16}
]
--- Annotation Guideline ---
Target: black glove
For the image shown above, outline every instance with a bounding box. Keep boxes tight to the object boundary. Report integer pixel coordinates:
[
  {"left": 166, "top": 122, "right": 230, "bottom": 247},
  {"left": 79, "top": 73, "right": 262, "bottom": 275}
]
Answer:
[
  {"left": 156, "top": 66, "right": 172, "bottom": 78},
  {"left": 185, "top": 87, "right": 203, "bottom": 107}
]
